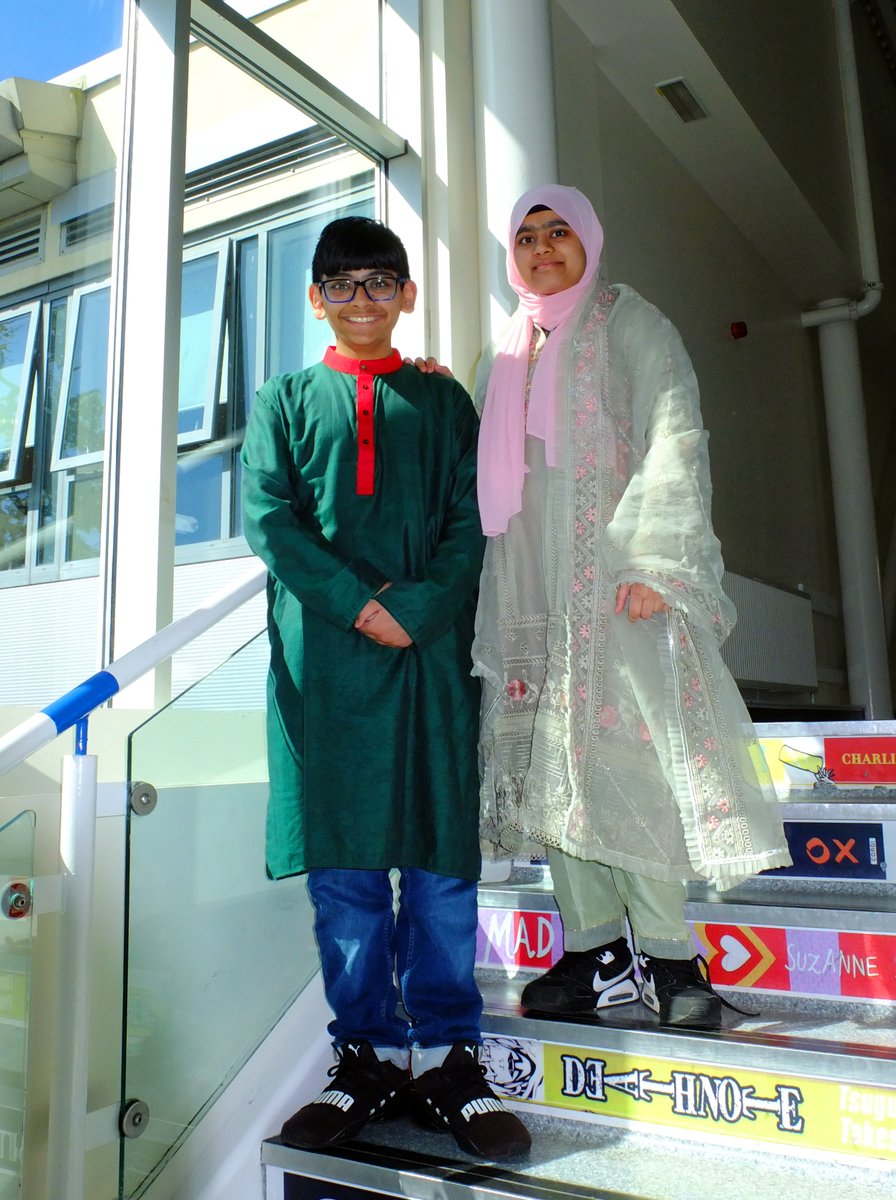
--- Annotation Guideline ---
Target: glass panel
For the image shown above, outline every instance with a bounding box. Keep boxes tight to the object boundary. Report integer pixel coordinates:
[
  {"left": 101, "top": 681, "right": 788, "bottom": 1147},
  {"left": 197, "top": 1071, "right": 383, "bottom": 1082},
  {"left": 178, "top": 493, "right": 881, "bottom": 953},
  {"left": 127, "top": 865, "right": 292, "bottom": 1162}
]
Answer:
[
  {"left": 174, "top": 449, "right": 225, "bottom": 545},
  {"left": 55, "top": 287, "right": 111, "bottom": 467},
  {"left": 266, "top": 195, "right": 374, "bottom": 378},
  {"left": 178, "top": 251, "right": 226, "bottom": 443},
  {"left": 0, "top": 489, "right": 29, "bottom": 573},
  {"left": 64, "top": 468, "right": 104, "bottom": 563},
  {"left": 122, "top": 633, "right": 316, "bottom": 1199},
  {"left": 0, "top": 306, "right": 38, "bottom": 482},
  {"left": 0, "top": 810, "right": 36, "bottom": 1200},
  {"left": 255, "top": 0, "right": 382, "bottom": 119}
]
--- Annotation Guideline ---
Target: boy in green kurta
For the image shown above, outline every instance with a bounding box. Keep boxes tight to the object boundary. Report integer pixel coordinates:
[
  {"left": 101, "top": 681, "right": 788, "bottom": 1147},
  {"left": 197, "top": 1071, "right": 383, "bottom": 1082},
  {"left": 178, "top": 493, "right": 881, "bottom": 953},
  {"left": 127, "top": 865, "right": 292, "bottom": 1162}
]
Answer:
[{"left": 240, "top": 217, "right": 530, "bottom": 1161}]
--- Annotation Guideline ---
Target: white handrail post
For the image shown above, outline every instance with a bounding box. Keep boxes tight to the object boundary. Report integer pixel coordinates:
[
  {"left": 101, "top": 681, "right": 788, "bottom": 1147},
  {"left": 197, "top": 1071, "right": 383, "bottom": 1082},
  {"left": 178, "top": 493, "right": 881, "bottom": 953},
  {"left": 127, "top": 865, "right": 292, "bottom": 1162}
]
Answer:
[{"left": 47, "top": 746, "right": 99, "bottom": 1200}]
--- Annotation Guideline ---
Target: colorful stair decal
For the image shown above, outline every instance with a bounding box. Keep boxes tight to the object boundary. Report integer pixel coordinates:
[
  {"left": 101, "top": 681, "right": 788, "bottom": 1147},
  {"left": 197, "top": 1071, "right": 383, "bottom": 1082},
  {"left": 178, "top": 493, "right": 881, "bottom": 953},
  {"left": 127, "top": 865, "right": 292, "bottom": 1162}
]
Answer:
[{"left": 482, "top": 1033, "right": 896, "bottom": 1164}]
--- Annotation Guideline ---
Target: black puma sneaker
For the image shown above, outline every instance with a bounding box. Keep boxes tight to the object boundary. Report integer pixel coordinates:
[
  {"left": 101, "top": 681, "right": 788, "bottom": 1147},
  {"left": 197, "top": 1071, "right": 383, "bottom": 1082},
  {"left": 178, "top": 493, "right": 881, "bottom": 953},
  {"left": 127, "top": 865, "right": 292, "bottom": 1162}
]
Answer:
[
  {"left": 280, "top": 1040, "right": 408, "bottom": 1149},
  {"left": 411, "top": 1042, "right": 532, "bottom": 1160}
]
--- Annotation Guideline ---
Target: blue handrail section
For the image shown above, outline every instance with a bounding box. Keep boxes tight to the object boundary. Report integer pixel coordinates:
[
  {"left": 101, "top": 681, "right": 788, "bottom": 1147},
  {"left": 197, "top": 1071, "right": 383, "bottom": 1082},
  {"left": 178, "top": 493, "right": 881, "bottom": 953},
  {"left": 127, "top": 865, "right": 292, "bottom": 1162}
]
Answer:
[
  {"left": 0, "top": 563, "right": 268, "bottom": 777},
  {"left": 43, "top": 672, "right": 120, "bottom": 738}
]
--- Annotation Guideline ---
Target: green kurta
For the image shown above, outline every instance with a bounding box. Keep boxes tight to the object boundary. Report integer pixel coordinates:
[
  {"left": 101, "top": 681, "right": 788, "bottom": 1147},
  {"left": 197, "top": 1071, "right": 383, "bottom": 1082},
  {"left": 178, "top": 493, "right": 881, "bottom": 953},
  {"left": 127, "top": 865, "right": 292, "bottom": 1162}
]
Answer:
[{"left": 241, "top": 349, "right": 485, "bottom": 881}]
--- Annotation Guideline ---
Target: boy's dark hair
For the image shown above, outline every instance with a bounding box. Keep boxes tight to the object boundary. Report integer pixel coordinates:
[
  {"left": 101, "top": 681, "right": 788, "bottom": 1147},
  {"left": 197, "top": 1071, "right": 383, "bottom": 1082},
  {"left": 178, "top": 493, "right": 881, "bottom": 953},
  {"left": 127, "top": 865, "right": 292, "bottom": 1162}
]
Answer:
[{"left": 312, "top": 216, "right": 410, "bottom": 281}]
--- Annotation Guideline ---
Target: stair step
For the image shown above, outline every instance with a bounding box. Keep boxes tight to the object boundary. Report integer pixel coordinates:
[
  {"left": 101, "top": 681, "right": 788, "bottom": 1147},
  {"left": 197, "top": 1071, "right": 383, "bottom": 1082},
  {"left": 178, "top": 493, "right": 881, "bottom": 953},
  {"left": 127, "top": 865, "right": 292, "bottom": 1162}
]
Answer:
[
  {"left": 475, "top": 993, "right": 896, "bottom": 1171},
  {"left": 263, "top": 1106, "right": 896, "bottom": 1199}
]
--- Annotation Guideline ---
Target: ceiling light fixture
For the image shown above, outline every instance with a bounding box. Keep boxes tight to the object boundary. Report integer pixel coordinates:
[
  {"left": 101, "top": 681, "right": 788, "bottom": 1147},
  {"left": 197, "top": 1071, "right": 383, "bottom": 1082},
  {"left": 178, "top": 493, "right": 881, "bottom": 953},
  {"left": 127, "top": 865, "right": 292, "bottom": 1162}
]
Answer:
[{"left": 656, "top": 78, "right": 709, "bottom": 123}]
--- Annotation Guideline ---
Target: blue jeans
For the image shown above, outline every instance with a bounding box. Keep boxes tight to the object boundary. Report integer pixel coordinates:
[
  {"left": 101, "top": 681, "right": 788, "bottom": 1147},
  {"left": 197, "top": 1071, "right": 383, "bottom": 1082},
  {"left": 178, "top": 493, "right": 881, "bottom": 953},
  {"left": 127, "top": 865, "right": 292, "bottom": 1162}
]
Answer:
[{"left": 306, "top": 867, "right": 483, "bottom": 1049}]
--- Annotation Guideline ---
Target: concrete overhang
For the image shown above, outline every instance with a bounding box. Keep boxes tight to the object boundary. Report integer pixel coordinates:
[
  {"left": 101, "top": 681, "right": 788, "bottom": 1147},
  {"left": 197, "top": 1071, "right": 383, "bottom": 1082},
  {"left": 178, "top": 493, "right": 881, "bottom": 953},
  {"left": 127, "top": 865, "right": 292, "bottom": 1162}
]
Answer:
[{"left": 0, "top": 77, "right": 84, "bottom": 221}]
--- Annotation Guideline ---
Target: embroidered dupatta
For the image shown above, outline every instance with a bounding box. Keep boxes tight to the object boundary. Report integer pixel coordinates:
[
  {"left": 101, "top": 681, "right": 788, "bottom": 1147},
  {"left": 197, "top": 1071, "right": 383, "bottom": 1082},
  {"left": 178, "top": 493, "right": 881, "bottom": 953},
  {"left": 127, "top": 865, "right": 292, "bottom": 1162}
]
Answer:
[{"left": 473, "top": 278, "right": 790, "bottom": 889}]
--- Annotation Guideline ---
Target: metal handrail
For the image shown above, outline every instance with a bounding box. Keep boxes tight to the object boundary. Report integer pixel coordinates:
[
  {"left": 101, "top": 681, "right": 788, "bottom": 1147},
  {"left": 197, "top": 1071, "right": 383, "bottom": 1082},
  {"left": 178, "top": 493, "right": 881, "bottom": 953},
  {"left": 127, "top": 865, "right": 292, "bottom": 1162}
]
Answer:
[{"left": 0, "top": 562, "right": 267, "bottom": 778}]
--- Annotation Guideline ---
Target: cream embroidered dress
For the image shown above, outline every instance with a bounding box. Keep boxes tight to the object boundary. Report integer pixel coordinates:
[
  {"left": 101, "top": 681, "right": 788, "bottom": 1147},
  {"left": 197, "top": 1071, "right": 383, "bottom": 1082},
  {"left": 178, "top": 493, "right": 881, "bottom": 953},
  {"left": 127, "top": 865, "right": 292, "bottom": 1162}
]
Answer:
[{"left": 474, "top": 279, "right": 790, "bottom": 889}]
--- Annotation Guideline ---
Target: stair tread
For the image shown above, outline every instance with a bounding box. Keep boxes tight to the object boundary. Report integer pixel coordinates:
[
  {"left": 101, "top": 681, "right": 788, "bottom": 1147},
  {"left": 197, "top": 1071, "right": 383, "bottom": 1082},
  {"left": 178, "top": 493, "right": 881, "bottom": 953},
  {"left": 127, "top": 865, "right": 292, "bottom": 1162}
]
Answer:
[
  {"left": 479, "top": 975, "right": 896, "bottom": 1071},
  {"left": 266, "top": 1111, "right": 896, "bottom": 1200}
]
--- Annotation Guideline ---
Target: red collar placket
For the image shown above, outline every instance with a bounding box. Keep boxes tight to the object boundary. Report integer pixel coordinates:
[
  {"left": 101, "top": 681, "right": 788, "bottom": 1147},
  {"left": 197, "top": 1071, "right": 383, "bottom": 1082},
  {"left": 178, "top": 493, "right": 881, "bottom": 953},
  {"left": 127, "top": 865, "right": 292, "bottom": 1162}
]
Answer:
[{"left": 323, "top": 346, "right": 404, "bottom": 495}]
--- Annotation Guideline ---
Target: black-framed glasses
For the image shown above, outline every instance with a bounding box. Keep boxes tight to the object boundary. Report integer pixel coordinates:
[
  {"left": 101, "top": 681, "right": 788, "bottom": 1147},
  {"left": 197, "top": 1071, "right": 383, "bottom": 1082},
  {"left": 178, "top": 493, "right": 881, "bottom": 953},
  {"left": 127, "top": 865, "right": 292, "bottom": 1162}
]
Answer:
[{"left": 316, "top": 274, "right": 407, "bottom": 303}]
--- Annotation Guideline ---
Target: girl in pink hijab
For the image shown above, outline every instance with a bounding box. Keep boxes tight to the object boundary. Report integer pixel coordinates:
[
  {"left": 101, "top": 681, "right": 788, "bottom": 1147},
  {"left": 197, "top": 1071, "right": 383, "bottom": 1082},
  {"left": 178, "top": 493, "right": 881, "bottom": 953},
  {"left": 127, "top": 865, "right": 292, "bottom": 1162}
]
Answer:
[
  {"left": 474, "top": 185, "right": 790, "bottom": 1032},
  {"left": 478, "top": 185, "right": 603, "bottom": 535}
]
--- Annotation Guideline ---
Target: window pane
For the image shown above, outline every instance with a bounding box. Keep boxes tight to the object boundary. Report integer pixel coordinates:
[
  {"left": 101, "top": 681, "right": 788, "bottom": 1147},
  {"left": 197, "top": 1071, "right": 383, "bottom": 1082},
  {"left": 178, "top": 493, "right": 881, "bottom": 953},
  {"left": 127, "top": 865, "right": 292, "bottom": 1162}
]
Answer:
[
  {"left": 175, "top": 450, "right": 225, "bottom": 546},
  {"left": 0, "top": 488, "right": 29, "bottom": 572},
  {"left": 65, "top": 468, "right": 104, "bottom": 563},
  {"left": 58, "top": 288, "right": 111, "bottom": 462},
  {"left": 257, "top": 0, "right": 382, "bottom": 119},
  {"left": 0, "top": 309, "right": 36, "bottom": 478},
  {"left": 266, "top": 197, "right": 373, "bottom": 377},
  {"left": 179, "top": 253, "right": 224, "bottom": 439}
]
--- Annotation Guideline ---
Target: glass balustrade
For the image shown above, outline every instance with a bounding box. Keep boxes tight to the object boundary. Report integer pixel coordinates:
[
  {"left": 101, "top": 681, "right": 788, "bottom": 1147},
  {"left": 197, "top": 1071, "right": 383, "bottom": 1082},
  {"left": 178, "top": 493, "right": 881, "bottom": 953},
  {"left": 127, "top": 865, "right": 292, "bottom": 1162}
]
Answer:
[
  {"left": 121, "top": 632, "right": 317, "bottom": 1198},
  {"left": 0, "top": 811, "right": 36, "bottom": 1200}
]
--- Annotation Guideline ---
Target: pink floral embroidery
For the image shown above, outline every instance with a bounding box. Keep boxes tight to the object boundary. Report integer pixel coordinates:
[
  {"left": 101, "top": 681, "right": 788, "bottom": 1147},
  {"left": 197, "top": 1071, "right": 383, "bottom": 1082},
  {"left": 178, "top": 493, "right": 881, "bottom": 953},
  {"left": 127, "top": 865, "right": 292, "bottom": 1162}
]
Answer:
[
  {"left": 599, "top": 706, "right": 618, "bottom": 728},
  {"left": 683, "top": 692, "right": 694, "bottom": 708},
  {"left": 695, "top": 753, "right": 708, "bottom": 769},
  {"left": 584, "top": 507, "right": 596, "bottom": 524},
  {"left": 576, "top": 520, "right": 586, "bottom": 536},
  {"left": 584, "top": 565, "right": 594, "bottom": 581},
  {"left": 507, "top": 679, "right": 527, "bottom": 700},
  {"left": 703, "top": 737, "right": 717, "bottom": 751},
  {"left": 578, "top": 624, "right": 590, "bottom": 641},
  {"left": 717, "top": 798, "right": 730, "bottom": 813},
  {"left": 576, "top": 466, "right": 588, "bottom": 480},
  {"left": 690, "top": 676, "right": 702, "bottom": 691},
  {"left": 708, "top": 815, "right": 719, "bottom": 830},
  {"left": 573, "top": 578, "right": 584, "bottom": 594}
]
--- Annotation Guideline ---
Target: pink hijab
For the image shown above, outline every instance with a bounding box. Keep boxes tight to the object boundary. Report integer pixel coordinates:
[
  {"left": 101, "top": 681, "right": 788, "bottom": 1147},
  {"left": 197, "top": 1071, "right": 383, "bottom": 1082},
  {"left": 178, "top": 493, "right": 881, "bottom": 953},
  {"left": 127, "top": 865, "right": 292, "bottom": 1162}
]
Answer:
[{"left": 477, "top": 185, "right": 603, "bottom": 536}]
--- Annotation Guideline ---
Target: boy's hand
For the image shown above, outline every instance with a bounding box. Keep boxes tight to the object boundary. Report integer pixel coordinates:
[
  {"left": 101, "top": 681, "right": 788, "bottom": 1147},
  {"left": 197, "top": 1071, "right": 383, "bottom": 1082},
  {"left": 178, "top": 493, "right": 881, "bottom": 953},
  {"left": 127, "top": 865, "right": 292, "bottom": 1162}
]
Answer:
[
  {"left": 615, "top": 582, "right": 670, "bottom": 622},
  {"left": 354, "top": 589, "right": 413, "bottom": 647},
  {"left": 404, "top": 355, "right": 453, "bottom": 378}
]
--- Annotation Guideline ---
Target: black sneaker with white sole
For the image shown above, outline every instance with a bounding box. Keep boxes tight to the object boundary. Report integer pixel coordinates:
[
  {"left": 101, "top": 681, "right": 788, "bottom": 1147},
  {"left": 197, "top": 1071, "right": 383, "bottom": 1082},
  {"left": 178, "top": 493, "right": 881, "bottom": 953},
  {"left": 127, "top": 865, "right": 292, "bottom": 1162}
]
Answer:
[
  {"left": 520, "top": 936, "right": 639, "bottom": 1014},
  {"left": 411, "top": 1041, "right": 532, "bottom": 1160},
  {"left": 637, "top": 952, "right": 722, "bottom": 1030},
  {"left": 280, "top": 1040, "right": 409, "bottom": 1149}
]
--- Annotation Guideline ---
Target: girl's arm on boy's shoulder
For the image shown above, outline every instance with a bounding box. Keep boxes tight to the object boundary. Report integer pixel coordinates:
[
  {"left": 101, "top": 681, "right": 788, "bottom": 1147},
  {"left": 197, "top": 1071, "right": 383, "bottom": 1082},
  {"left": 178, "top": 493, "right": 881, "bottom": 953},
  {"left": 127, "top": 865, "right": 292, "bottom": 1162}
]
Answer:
[
  {"left": 241, "top": 382, "right": 387, "bottom": 631},
  {"left": 404, "top": 355, "right": 453, "bottom": 377}
]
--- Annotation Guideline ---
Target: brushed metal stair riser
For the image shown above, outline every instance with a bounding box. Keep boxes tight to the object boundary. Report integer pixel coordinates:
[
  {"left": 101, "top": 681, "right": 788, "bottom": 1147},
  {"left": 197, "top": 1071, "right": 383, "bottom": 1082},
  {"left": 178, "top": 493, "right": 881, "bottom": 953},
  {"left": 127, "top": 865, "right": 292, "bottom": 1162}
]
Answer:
[{"left": 477, "top": 1030, "right": 896, "bottom": 1169}]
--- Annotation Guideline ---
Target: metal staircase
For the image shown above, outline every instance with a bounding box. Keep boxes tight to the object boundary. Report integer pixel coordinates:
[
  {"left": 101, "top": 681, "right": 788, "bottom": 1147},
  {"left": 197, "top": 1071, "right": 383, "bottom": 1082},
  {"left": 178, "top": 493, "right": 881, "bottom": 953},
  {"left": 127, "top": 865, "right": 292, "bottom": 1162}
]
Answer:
[{"left": 262, "top": 722, "right": 896, "bottom": 1199}]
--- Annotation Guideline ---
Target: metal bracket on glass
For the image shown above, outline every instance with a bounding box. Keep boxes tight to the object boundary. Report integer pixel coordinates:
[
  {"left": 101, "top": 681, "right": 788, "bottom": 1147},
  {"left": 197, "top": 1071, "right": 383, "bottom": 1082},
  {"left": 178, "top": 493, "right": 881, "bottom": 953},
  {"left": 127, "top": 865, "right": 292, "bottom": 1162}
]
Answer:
[
  {"left": 1, "top": 881, "right": 31, "bottom": 919},
  {"left": 129, "top": 782, "right": 158, "bottom": 816},
  {"left": 119, "top": 1098, "right": 150, "bottom": 1139}
]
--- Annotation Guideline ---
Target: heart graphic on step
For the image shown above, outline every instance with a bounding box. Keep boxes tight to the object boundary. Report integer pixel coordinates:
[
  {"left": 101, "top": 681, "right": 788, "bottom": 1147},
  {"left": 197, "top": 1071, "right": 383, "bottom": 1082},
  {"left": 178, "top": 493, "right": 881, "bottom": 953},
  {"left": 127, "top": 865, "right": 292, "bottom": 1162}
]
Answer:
[
  {"left": 719, "top": 934, "right": 751, "bottom": 972},
  {"left": 692, "top": 921, "right": 784, "bottom": 988}
]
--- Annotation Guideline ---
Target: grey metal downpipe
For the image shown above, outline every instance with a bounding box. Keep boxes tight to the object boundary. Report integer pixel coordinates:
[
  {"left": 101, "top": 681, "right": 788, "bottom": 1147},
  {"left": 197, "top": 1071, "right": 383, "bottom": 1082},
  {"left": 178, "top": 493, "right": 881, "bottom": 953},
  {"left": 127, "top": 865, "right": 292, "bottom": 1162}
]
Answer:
[{"left": 801, "top": 0, "right": 891, "bottom": 717}]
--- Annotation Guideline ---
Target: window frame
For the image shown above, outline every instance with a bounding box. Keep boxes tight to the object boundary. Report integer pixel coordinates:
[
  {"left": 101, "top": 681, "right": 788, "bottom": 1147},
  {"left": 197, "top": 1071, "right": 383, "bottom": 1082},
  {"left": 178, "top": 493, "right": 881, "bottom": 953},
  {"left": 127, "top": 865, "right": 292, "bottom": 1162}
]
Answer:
[
  {"left": 177, "top": 239, "right": 230, "bottom": 449},
  {"left": 49, "top": 280, "right": 112, "bottom": 472},
  {"left": 0, "top": 299, "right": 40, "bottom": 486}
]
